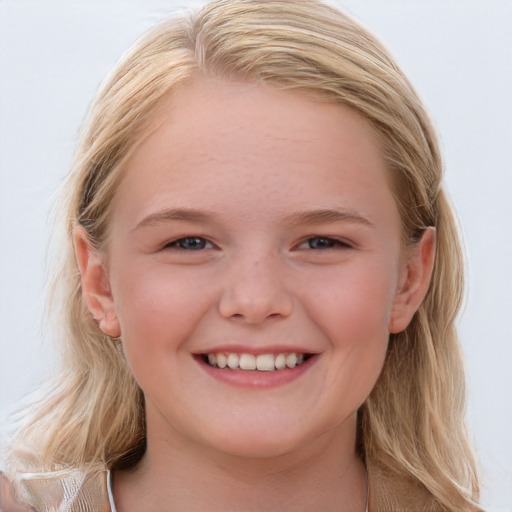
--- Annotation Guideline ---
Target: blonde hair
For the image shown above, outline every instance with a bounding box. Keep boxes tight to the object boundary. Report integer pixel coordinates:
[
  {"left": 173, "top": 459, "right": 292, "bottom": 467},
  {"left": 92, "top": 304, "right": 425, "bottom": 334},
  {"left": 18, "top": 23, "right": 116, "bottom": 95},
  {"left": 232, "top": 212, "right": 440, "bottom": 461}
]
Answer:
[{"left": 8, "top": 0, "right": 480, "bottom": 509}]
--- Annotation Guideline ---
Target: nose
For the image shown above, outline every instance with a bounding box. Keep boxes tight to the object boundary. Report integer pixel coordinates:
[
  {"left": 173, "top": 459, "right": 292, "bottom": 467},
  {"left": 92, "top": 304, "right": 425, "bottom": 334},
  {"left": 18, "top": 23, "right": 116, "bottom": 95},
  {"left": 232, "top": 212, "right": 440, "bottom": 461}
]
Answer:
[{"left": 218, "top": 254, "right": 293, "bottom": 324}]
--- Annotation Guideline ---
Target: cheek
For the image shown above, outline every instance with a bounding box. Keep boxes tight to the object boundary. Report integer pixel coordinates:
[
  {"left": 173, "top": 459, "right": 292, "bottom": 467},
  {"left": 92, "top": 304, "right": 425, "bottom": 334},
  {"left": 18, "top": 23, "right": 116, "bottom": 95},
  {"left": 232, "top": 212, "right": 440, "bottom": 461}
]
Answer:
[
  {"left": 111, "top": 263, "right": 214, "bottom": 353},
  {"left": 301, "top": 259, "right": 397, "bottom": 392},
  {"left": 110, "top": 265, "right": 218, "bottom": 398},
  {"left": 306, "top": 258, "right": 398, "bottom": 338}
]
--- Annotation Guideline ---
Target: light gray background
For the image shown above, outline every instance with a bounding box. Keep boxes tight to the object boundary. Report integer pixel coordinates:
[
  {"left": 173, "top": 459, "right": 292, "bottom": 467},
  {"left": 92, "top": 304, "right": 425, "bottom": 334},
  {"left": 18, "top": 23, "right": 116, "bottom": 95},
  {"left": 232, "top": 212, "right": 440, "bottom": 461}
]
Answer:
[{"left": 1, "top": 1, "right": 511, "bottom": 509}]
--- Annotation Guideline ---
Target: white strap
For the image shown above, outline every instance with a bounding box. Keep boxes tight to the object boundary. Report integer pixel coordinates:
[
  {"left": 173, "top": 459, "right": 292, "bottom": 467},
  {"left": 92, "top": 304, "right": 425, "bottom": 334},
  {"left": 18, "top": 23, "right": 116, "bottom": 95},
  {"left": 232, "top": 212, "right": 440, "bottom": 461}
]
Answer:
[{"left": 106, "top": 470, "right": 118, "bottom": 512}]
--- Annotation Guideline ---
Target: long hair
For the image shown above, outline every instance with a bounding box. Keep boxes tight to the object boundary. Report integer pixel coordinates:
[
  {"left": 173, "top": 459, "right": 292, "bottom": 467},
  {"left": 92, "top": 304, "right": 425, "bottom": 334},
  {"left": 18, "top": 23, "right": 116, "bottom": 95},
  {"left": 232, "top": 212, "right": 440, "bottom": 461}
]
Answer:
[{"left": 8, "top": 1, "right": 480, "bottom": 509}]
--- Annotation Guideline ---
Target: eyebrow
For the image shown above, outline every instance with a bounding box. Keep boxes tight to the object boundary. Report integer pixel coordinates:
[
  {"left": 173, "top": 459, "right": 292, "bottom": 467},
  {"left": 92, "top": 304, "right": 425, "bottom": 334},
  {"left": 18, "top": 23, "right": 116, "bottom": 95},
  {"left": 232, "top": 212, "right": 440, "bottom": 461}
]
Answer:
[
  {"left": 133, "top": 208, "right": 215, "bottom": 231},
  {"left": 133, "top": 207, "right": 375, "bottom": 231},
  {"left": 283, "top": 208, "right": 375, "bottom": 229}
]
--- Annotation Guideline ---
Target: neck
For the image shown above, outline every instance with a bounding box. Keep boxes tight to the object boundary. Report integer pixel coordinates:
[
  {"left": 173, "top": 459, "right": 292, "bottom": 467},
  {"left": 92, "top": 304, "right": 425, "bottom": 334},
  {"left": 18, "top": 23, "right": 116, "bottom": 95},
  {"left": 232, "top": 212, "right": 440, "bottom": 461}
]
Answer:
[{"left": 114, "top": 415, "right": 367, "bottom": 512}]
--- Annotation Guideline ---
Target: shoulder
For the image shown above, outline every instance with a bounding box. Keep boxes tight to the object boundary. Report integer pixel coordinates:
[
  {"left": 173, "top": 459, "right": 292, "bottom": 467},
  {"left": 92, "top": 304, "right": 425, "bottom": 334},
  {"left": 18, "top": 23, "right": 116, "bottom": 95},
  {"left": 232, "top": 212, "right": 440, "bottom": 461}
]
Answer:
[
  {"left": 0, "top": 469, "right": 111, "bottom": 512},
  {"left": 1, "top": 471, "right": 34, "bottom": 511}
]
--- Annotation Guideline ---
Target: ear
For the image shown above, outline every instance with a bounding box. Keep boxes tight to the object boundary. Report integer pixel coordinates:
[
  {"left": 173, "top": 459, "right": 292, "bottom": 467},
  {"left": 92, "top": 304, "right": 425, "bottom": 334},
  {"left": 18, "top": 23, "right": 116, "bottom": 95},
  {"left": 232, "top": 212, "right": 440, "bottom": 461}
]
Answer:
[
  {"left": 388, "top": 227, "right": 436, "bottom": 334},
  {"left": 73, "top": 226, "right": 121, "bottom": 338}
]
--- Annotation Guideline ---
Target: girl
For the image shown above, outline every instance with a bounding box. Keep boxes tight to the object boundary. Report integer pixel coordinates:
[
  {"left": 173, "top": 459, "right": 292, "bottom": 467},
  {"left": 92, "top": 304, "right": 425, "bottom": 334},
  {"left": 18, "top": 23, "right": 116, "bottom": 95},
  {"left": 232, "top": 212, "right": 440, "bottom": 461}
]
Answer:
[{"left": 1, "top": 0, "right": 482, "bottom": 510}]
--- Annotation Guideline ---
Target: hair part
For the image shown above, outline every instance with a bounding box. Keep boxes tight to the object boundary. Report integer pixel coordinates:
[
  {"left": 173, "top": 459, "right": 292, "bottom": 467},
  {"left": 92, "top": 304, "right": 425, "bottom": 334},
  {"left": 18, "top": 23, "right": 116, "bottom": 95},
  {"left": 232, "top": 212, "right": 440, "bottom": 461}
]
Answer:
[{"left": 8, "top": 1, "right": 480, "bottom": 510}]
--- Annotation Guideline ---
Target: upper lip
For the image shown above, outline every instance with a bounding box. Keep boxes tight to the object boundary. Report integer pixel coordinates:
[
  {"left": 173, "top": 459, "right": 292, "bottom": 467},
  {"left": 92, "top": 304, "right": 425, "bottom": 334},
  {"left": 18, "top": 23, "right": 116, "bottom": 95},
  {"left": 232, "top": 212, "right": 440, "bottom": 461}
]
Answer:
[{"left": 193, "top": 344, "right": 318, "bottom": 356}]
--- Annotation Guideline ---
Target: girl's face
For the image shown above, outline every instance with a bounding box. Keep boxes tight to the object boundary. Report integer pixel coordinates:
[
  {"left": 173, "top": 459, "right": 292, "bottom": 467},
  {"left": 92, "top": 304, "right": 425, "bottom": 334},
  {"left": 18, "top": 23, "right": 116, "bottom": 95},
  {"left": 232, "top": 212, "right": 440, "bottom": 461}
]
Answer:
[{"left": 79, "top": 79, "right": 432, "bottom": 459}]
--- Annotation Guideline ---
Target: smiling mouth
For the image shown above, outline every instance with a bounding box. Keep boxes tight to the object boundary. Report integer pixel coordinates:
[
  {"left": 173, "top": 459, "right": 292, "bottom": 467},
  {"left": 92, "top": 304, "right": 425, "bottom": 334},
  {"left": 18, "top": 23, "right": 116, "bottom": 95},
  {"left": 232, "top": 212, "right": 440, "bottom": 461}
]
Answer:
[{"left": 200, "top": 352, "right": 312, "bottom": 371}]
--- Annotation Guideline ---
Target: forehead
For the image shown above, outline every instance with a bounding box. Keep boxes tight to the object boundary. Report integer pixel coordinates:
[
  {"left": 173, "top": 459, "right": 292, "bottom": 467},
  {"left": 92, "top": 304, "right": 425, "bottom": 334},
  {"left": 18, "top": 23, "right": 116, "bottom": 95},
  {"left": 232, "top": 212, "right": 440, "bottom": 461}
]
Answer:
[
  {"left": 146, "top": 79, "right": 384, "bottom": 167},
  {"left": 111, "top": 78, "right": 398, "bottom": 232}
]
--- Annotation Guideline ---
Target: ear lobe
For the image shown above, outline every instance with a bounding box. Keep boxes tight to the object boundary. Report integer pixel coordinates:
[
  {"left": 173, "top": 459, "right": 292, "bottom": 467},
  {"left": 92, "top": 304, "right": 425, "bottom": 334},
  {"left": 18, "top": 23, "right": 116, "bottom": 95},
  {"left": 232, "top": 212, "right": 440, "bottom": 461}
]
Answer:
[
  {"left": 73, "top": 226, "right": 121, "bottom": 338},
  {"left": 388, "top": 227, "right": 436, "bottom": 334}
]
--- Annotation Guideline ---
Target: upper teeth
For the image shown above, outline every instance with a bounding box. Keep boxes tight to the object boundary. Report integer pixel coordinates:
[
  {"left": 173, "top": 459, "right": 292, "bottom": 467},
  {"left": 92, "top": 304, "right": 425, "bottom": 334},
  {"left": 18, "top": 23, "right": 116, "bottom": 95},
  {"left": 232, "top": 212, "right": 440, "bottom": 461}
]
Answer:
[{"left": 206, "top": 352, "right": 305, "bottom": 371}]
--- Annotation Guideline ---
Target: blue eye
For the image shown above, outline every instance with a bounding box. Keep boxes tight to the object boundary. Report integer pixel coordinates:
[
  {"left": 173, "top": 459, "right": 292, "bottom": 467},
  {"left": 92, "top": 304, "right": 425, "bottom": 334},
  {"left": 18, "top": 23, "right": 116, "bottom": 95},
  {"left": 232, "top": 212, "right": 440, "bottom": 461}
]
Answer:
[
  {"left": 167, "top": 237, "right": 212, "bottom": 250},
  {"left": 302, "top": 237, "right": 350, "bottom": 249}
]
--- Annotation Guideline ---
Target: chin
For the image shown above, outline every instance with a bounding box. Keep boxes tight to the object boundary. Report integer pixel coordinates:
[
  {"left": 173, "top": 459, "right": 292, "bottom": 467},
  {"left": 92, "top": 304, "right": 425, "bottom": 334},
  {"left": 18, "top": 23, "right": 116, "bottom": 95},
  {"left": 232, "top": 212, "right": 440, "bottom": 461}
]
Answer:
[
  {"left": 216, "top": 437, "right": 300, "bottom": 460},
  {"left": 195, "top": 420, "right": 308, "bottom": 460}
]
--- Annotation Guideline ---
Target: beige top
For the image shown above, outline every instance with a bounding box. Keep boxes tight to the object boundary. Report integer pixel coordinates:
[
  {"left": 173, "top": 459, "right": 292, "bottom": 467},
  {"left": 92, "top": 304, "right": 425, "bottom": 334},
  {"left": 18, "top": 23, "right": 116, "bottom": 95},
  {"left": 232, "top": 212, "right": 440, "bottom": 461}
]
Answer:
[{"left": 0, "top": 464, "right": 449, "bottom": 512}]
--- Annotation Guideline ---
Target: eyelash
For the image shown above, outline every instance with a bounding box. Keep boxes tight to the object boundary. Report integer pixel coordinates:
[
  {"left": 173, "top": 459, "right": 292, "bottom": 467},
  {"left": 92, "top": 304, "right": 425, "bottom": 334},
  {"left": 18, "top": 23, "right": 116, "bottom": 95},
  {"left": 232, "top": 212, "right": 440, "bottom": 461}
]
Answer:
[
  {"left": 297, "top": 236, "right": 352, "bottom": 250},
  {"left": 162, "top": 236, "right": 351, "bottom": 252},
  {"left": 162, "top": 236, "right": 215, "bottom": 251}
]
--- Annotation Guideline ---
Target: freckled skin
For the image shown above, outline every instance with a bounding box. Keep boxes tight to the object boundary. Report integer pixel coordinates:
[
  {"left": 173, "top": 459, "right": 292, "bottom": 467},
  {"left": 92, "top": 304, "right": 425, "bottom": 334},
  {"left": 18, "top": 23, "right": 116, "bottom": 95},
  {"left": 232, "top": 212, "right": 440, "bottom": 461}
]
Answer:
[
  {"left": 72, "top": 71, "right": 438, "bottom": 510},
  {"left": 101, "top": 79, "right": 407, "bottom": 461}
]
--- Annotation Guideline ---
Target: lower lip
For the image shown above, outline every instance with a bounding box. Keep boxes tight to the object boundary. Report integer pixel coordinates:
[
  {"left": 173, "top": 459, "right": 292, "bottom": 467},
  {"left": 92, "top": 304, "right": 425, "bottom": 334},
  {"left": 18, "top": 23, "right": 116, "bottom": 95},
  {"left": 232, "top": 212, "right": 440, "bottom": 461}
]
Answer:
[{"left": 195, "top": 355, "right": 318, "bottom": 389}]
